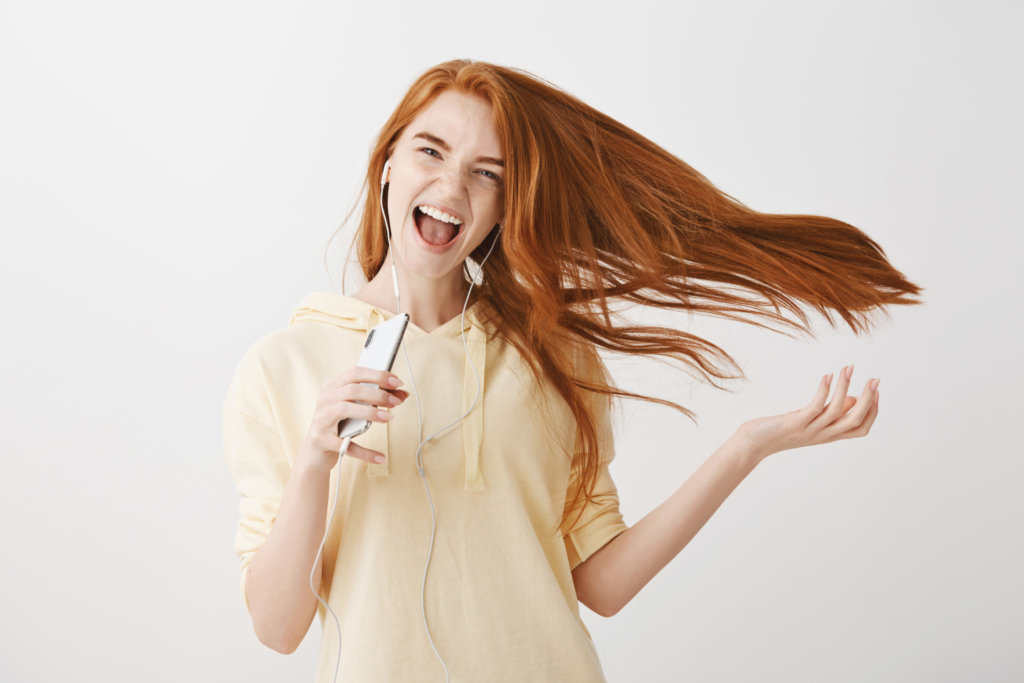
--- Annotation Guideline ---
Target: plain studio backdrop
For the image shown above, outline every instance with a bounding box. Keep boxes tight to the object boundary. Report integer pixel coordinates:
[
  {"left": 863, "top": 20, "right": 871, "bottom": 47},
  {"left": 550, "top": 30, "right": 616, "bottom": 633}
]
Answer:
[{"left": 1, "top": 1, "right": 1021, "bottom": 681}]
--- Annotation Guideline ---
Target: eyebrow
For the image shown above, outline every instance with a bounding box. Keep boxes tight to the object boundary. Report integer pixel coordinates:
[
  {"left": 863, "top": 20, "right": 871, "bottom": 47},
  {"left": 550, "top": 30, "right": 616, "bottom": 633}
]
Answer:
[{"left": 412, "top": 131, "right": 505, "bottom": 167}]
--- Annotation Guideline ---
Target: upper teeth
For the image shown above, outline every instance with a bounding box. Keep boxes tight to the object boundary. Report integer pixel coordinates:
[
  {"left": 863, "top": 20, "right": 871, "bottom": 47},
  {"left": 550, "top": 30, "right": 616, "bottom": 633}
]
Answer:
[{"left": 418, "top": 205, "right": 462, "bottom": 226}]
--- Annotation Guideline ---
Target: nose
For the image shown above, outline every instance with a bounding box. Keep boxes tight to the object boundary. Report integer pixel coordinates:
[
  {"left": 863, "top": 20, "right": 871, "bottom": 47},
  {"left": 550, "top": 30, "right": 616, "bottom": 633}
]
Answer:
[{"left": 435, "top": 160, "right": 468, "bottom": 197}]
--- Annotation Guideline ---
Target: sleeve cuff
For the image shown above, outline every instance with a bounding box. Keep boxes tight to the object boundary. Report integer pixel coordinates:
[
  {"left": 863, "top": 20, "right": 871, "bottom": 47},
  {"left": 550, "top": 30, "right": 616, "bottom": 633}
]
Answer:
[{"left": 565, "top": 519, "right": 629, "bottom": 571}]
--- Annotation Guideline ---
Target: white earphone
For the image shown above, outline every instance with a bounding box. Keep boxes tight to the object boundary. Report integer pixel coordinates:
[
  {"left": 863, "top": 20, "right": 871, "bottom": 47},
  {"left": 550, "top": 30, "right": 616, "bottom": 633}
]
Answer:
[{"left": 378, "top": 158, "right": 401, "bottom": 308}]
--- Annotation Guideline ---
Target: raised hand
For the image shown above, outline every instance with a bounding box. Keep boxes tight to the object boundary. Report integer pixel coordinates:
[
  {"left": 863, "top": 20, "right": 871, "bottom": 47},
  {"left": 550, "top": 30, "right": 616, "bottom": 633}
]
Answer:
[{"left": 737, "top": 365, "right": 881, "bottom": 463}]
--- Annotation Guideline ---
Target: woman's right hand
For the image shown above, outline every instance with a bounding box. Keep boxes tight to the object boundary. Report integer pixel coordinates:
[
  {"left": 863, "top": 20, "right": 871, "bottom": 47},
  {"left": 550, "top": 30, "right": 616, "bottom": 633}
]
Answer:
[{"left": 296, "top": 367, "right": 408, "bottom": 472}]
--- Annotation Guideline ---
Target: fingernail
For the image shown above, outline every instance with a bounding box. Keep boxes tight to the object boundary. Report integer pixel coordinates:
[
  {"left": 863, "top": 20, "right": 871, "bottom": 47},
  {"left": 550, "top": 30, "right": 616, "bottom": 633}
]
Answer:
[
  {"left": 388, "top": 394, "right": 400, "bottom": 406},
  {"left": 377, "top": 409, "right": 392, "bottom": 420},
  {"left": 845, "top": 365, "right": 853, "bottom": 379},
  {"left": 374, "top": 455, "right": 386, "bottom": 464},
  {"left": 870, "top": 378, "right": 880, "bottom": 391},
  {"left": 388, "top": 376, "right": 403, "bottom": 387},
  {"left": 825, "top": 373, "right": 833, "bottom": 384}
]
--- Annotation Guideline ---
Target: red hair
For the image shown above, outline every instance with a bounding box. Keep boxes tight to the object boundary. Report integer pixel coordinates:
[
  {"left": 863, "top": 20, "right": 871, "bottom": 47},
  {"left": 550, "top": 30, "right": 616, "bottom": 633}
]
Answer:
[{"left": 337, "top": 59, "right": 923, "bottom": 534}]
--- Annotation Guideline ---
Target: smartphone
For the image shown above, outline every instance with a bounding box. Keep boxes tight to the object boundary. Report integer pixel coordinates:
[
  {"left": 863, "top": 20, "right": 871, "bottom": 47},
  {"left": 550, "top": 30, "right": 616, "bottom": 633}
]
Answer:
[{"left": 336, "top": 313, "right": 410, "bottom": 440}]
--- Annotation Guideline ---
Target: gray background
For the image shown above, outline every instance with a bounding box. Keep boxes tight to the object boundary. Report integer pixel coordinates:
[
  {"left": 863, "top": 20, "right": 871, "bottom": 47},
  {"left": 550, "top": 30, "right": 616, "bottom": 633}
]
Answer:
[{"left": 1, "top": 0, "right": 1021, "bottom": 681}]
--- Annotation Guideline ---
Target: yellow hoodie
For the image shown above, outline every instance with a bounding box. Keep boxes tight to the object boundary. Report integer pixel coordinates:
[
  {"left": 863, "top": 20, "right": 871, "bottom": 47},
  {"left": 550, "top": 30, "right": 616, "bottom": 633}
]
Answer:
[{"left": 224, "top": 291, "right": 629, "bottom": 682}]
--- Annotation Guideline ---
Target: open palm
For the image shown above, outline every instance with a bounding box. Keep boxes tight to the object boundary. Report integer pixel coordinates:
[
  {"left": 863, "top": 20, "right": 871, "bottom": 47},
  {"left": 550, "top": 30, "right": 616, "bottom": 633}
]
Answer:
[{"left": 738, "top": 365, "right": 881, "bottom": 463}]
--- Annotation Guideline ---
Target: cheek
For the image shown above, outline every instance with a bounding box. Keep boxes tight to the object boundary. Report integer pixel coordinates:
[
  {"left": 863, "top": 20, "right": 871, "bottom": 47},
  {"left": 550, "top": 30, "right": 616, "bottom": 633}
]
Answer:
[
  {"left": 478, "top": 190, "right": 504, "bottom": 223},
  {"left": 385, "top": 185, "right": 411, "bottom": 227}
]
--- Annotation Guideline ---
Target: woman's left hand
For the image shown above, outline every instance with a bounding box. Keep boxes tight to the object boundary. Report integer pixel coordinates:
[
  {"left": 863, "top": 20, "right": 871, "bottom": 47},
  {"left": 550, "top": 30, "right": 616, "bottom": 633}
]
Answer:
[{"left": 737, "top": 365, "right": 881, "bottom": 464}]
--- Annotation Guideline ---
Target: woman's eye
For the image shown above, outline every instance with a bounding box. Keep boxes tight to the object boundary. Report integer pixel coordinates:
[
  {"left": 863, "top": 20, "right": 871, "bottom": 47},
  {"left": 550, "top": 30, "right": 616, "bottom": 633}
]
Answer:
[{"left": 416, "top": 148, "right": 500, "bottom": 183}]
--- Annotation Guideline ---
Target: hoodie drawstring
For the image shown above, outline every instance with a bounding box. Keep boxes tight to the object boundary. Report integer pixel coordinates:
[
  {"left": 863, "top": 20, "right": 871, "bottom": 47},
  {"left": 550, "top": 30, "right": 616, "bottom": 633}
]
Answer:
[
  {"left": 462, "top": 322, "right": 487, "bottom": 491},
  {"left": 359, "top": 305, "right": 486, "bottom": 491}
]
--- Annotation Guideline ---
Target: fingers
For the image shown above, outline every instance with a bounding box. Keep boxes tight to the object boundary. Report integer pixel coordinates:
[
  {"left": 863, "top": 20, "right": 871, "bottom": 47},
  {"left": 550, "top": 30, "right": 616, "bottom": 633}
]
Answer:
[
  {"left": 303, "top": 367, "right": 410, "bottom": 467},
  {"left": 318, "top": 368, "right": 408, "bottom": 415},
  {"left": 322, "top": 367, "right": 403, "bottom": 393},
  {"left": 333, "top": 384, "right": 412, "bottom": 465},
  {"left": 845, "top": 388, "right": 879, "bottom": 438},
  {"left": 799, "top": 372, "right": 835, "bottom": 422},
  {"left": 829, "top": 388, "right": 880, "bottom": 442},
  {"left": 342, "top": 440, "right": 388, "bottom": 465},
  {"left": 311, "top": 399, "right": 396, "bottom": 465},
  {"left": 340, "top": 401, "right": 393, "bottom": 424},
  {"left": 813, "top": 366, "right": 881, "bottom": 439},
  {"left": 348, "top": 366, "right": 403, "bottom": 388},
  {"left": 339, "top": 382, "right": 405, "bottom": 408},
  {"left": 810, "top": 364, "right": 856, "bottom": 428}
]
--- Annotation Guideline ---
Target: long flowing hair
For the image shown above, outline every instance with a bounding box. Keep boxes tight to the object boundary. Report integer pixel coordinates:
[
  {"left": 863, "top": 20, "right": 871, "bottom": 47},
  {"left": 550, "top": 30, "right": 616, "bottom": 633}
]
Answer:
[{"left": 337, "top": 59, "right": 923, "bottom": 535}]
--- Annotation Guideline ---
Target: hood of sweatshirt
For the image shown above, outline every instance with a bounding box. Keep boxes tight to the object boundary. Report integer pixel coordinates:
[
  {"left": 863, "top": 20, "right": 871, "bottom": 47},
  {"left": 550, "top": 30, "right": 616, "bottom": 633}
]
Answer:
[{"left": 288, "top": 291, "right": 495, "bottom": 491}]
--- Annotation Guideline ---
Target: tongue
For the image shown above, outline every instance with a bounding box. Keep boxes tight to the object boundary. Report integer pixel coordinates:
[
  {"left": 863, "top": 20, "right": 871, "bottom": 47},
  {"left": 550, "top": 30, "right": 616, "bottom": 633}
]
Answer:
[{"left": 419, "top": 214, "right": 457, "bottom": 245}]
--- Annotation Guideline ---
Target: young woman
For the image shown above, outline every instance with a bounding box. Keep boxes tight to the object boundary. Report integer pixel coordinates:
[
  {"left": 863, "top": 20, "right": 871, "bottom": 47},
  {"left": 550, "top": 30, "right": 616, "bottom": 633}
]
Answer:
[{"left": 224, "top": 59, "right": 921, "bottom": 682}]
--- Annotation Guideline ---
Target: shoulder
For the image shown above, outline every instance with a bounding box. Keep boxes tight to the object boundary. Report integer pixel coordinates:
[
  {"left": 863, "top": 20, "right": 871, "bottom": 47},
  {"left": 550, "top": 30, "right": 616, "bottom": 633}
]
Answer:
[
  {"left": 241, "top": 291, "right": 369, "bottom": 370},
  {"left": 572, "top": 339, "right": 608, "bottom": 382},
  {"left": 224, "top": 293, "right": 367, "bottom": 411},
  {"left": 222, "top": 327, "right": 297, "bottom": 423},
  {"left": 230, "top": 324, "right": 313, "bottom": 377}
]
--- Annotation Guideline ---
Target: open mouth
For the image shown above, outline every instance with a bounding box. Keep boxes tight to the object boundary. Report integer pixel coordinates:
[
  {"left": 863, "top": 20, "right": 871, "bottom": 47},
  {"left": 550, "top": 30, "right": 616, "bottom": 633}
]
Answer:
[{"left": 414, "top": 206, "right": 462, "bottom": 247}]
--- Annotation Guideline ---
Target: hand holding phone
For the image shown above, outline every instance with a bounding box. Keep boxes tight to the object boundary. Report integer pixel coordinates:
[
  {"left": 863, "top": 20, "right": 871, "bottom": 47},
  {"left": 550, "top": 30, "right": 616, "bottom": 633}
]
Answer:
[
  {"left": 336, "top": 314, "right": 410, "bottom": 440},
  {"left": 294, "top": 314, "right": 410, "bottom": 471}
]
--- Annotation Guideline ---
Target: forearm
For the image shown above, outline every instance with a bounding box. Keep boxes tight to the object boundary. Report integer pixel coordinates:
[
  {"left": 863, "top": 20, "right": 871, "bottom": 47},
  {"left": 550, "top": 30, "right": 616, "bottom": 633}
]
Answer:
[
  {"left": 245, "top": 456, "right": 332, "bottom": 653},
  {"left": 574, "top": 433, "right": 761, "bottom": 617}
]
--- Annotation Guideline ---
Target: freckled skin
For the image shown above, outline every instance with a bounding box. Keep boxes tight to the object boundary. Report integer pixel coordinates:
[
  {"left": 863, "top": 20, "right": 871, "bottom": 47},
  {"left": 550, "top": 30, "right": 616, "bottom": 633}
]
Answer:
[{"left": 384, "top": 90, "right": 505, "bottom": 288}]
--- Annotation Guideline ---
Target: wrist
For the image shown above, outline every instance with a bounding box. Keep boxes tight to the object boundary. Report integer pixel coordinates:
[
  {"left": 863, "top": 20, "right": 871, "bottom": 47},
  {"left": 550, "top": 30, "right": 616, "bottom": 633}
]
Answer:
[
  {"left": 728, "top": 428, "right": 770, "bottom": 469},
  {"left": 293, "top": 443, "right": 338, "bottom": 478}
]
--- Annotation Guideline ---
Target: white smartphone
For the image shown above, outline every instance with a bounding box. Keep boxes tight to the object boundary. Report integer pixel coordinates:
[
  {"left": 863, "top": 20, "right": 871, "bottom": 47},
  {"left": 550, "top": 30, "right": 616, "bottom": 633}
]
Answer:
[{"left": 336, "top": 313, "right": 410, "bottom": 440}]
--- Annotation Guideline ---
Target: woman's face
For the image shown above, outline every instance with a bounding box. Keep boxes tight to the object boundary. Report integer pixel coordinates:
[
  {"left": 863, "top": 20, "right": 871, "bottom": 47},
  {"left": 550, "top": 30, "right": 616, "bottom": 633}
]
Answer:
[{"left": 384, "top": 90, "right": 505, "bottom": 286}]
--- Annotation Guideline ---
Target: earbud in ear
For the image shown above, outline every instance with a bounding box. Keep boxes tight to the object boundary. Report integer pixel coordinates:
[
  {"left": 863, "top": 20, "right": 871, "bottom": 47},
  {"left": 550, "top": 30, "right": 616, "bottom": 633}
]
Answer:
[{"left": 380, "top": 159, "right": 391, "bottom": 187}]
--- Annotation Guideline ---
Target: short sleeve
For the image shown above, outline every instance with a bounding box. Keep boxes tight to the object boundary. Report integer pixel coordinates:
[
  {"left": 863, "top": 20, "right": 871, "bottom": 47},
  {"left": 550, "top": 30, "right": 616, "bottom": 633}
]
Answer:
[
  {"left": 222, "top": 345, "right": 292, "bottom": 615},
  {"left": 561, "top": 346, "right": 629, "bottom": 571}
]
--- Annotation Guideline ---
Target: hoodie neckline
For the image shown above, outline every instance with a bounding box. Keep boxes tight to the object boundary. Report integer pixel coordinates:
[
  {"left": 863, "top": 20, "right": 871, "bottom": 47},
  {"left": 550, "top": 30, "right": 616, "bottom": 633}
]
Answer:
[
  {"left": 288, "top": 290, "right": 493, "bottom": 492},
  {"left": 291, "top": 291, "right": 488, "bottom": 338},
  {"left": 378, "top": 299, "right": 482, "bottom": 337}
]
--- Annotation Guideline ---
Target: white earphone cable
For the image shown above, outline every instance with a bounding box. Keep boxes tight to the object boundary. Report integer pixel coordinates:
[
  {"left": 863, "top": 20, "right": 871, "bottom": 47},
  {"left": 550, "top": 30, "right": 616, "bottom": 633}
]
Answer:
[
  {"left": 402, "top": 228, "right": 500, "bottom": 682},
  {"left": 309, "top": 435, "right": 351, "bottom": 683}
]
